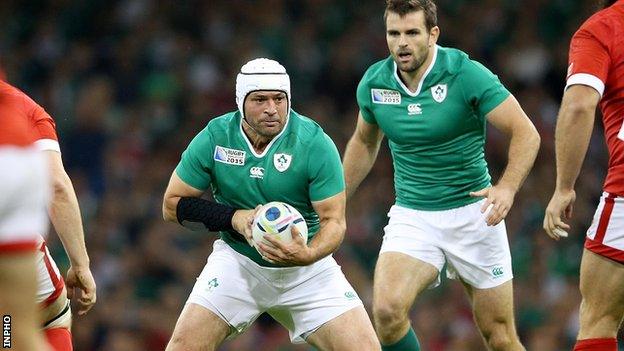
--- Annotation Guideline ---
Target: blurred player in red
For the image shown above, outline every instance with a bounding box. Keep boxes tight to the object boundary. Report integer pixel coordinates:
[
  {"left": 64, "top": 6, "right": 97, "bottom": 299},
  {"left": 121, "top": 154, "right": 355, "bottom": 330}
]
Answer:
[
  {"left": 0, "top": 76, "right": 97, "bottom": 350},
  {"left": 0, "top": 70, "right": 51, "bottom": 351},
  {"left": 544, "top": 1, "right": 624, "bottom": 350}
]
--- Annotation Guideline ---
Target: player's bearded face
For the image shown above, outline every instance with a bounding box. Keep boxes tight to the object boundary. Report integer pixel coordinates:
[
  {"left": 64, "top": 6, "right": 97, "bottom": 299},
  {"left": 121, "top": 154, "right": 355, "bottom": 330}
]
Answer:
[
  {"left": 386, "top": 11, "right": 435, "bottom": 73},
  {"left": 243, "top": 91, "right": 288, "bottom": 138}
]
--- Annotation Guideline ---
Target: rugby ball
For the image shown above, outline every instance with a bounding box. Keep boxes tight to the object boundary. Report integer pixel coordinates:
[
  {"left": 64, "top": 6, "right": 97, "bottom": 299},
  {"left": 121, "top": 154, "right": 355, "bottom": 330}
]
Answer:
[{"left": 252, "top": 202, "right": 308, "bottom": 248}]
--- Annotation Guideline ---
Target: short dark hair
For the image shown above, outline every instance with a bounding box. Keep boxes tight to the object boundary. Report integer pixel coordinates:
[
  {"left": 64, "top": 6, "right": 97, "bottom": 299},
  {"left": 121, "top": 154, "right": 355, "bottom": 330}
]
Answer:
[{"left": 384, "top": 0, "right": 438, "bottom": 32}]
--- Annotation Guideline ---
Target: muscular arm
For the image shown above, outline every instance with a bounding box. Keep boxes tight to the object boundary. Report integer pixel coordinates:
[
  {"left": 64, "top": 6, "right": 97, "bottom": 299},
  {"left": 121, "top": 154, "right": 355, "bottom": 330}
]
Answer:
[
  {"left": 343, "top": 112, "right": 384, "bottom": 199},
  {"left": 486, "top": 95, "right": 541, "bottom": 193},
  {"left": 162, "top": 171, "right": 204, "bottom": 223},
  {"left": 162, "top": 171, "right": 255, "bottom": 240},
  {"left": 472, "top": 95, "right": 540, "bottom": 226},
  {"left": 554, "top": 85, "right": 600, "bottom": 191},
  {"left": 47, "top": 151, "right": 90, "bottom": 268},
  {"left": 543, "top": 85, "right": 600, "bottom": 238},
  {"left": 46, "top": 150, "right": 96, "bottom": 315},
  {"left": 306, "top": 191, "right": 347, "bottom": 262}
]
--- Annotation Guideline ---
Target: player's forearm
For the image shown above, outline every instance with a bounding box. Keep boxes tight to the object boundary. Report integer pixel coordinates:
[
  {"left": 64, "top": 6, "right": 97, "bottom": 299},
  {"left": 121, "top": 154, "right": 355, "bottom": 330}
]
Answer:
[
  {"left": 49, "top": 175, "right": 90, "bottom": 268},
  {"left": 497, "top": 124, "right": 540, "bottom": 193},
  {"left": 306, "top": 218, "right": 346, "bottom": 263},
  {"left": 554, "top": 101, "right": 595, "bottom": 191},
  {"left": 343, "top": 136, "right": 380, "bottom": 199}
]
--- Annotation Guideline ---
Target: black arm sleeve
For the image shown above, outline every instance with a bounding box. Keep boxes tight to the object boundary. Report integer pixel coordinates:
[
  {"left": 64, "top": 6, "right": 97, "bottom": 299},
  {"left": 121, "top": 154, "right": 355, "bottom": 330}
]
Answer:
[{"left": 176, "top": 197, "right": 236, "bottom": 232}]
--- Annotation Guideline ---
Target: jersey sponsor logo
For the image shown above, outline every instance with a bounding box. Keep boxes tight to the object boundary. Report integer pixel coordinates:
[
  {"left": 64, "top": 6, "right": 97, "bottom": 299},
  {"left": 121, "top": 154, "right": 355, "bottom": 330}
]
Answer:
[
  {"left": 431, "top": 84, "right": 447, "bottom": 103},
  {"left": 371, "top": 89, "right": 401, "bottom": 105},
  {"left": 250, "top": 167, "right": 265, "bottom": 179},
  {"left": 214, "top": 146, "right": 246, "bottom": 166},
  {"left": 407, "top": 103, "right": 422, "bottom": 115},
  {"left": 274, "top": 153, "right": 292, "bottom": 172}
]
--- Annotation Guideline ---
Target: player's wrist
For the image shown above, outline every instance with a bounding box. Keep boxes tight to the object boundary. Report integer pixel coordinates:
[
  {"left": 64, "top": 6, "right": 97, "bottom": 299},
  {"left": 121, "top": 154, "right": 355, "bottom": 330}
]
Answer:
[
  {"left": 554, "top": 184, "right": 575, "bottom": 193},
  {"left": 69, "top": 261, "right": 90, "bottom": 270},
  {"left": 68, "top": 255, "right": 90, "bottom": 269},
  {"left": 231, "top": 209, "right": 252, "bottom": 234},
  {"left": 495, "top": 180, "right": 519, "bottom": 193}
]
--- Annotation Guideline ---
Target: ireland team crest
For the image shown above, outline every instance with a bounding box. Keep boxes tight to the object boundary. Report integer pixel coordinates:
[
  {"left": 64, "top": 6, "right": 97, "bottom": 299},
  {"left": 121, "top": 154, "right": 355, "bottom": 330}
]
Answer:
[
  {"left": 274, "top": 153, "right": 292, "bottom": 172},
  {"left": 431, "top": 84, "right": 447, "bottom": 103}
]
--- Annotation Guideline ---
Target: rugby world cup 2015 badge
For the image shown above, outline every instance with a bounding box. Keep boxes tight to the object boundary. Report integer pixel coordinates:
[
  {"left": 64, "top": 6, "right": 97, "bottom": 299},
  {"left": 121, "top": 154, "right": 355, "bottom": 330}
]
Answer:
[
  {"left": 214, "top": 146, "right": 246, "bottom": 166},
  {"left": 274, "top": 153, "right": 292, "bottom": 172},
  {"left": 371, "top": 89, "right": 401, "bottom": 105},
  {"left": 431, "top": 84, "right": 447, "bottom": 103}
]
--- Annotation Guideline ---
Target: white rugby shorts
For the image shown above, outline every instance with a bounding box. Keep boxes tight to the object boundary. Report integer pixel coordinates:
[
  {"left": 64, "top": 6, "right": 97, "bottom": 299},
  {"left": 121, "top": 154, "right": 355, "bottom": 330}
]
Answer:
[
  {"left": 585, "top": 192, "right": 624, "bottom": 263},
  {"left": 186, "top": 240, "right": 363, "bottom": 343},
  {"left": 379, "top": 201, "right": 513, "bottom": 289}
]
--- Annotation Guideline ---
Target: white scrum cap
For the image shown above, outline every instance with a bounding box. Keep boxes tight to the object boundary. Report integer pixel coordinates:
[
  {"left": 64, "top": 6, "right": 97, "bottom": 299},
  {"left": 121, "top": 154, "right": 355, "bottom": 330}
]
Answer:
[{"left": 235, "top": 58, "right": 291, "bottom": 119}]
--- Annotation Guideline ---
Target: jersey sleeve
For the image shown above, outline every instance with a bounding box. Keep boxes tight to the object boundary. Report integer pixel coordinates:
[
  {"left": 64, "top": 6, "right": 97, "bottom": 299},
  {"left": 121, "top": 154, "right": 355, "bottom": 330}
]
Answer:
[
  {"left": 356, "top": 74, "right": 377, "bottom": 124},
  {"left": 566, "top": 22, "right": 611, "bottom": 96},
  {"left": 25, "top": 95, "right": 60, "bottom": 152},
  {"left": 175, "top": 128, "right": 214, "bottom": 191},
  {"left": 307, "top": 132, "right": 345, "bottom": 202},
  {"left": 459, "top": 59, "right": 511, "bottom": 118}
]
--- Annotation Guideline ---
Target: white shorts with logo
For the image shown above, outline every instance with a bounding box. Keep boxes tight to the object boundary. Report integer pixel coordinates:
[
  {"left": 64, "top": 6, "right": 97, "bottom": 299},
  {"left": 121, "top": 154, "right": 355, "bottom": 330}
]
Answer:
[
  {"left": 0, "top": 147, "right": 49, "bottom": 252},
  {"left": 380, "top": 201, "right": 513, "bottom": 289},
  {"left": 585, "top": 192, "right": 624, "bottom": 264},
  {"left": 187, "top": 240, "right": 363, "bottom": 343}
]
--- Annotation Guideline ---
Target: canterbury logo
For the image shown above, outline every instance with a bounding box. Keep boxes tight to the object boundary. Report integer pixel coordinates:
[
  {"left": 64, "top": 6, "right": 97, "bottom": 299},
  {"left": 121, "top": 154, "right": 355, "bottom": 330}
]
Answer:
[
  {"left": 492, "top": 267, "right": 504, "bottom": 277},
  {"left": 250, "top": 167, "right": 264, "bottom": 179}
]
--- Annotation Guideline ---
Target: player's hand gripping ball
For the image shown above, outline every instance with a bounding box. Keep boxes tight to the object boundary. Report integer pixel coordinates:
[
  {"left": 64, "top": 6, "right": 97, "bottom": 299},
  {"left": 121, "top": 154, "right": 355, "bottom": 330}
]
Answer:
[{"left": 252, "top": 202, "right": 308, "bottom": 250}]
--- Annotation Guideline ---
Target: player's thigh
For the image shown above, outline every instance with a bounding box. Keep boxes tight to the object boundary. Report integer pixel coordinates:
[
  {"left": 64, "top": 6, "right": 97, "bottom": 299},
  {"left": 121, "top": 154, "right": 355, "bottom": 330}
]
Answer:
[
  {"left": 306, "top": 306, "right": 380, "bottom": 351},
  {"left": 167, "top": 303, "right": 230, "bottom": 351},
  {"left": 375, "top": 205, "right": 443, "bottom": 311},
  {"left": 374, "top": 251, "right": 438, "bottom": 313},
  {"left": 463, "top": 280, "right": 516, "bottom": 331},
  {"left": 268, "top": 258, "right": 367, "bottom": 344},
  {"left": 441, "top": 200, "right": 513, "bottom": 289},
  {"left": 0, "top": 252, "right": 42, "bottom": 347},
  {"left": 0, "top": 252, "right": 39, "bottom": 311},
  {"left": 579, "top": 249, "right": 624, "bottom": 323},
  {"left": 180, "top": 240, "right": 267, "bottom": 343}
]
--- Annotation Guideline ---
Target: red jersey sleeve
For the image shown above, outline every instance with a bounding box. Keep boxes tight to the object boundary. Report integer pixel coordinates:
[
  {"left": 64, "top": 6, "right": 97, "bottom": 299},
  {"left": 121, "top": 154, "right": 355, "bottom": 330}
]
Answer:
[
  {"left": 24, "top": 95, "right": 60, "bottom": 152},
  {"left": 566, "top": 20, "right": 612, "bottom": 96}
]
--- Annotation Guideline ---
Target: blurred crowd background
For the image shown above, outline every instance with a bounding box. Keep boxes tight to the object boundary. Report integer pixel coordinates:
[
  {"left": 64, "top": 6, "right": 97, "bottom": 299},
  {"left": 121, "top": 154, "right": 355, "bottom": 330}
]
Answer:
[{"left": 1, "top": 0, "right": 621, "bottom": 350}]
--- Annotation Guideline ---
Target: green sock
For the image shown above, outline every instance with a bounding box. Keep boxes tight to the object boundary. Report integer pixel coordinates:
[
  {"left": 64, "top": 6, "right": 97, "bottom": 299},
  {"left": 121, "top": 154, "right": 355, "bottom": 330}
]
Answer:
[{"left": 381, "top": 327, "right": 421, "bottom": 351}]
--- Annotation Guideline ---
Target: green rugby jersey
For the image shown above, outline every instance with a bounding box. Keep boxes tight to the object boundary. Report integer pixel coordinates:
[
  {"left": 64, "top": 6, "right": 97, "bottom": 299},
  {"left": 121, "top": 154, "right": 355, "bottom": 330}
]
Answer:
[
  {"left": 175, "top": 110, "right": 345, "bottom": 266},
  {"left": 357, "top": 45, "right": 510, "bottom": 210}
]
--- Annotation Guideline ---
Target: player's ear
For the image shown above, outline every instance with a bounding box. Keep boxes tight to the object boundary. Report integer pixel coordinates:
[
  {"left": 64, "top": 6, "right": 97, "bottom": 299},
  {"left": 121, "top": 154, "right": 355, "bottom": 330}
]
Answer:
[{"left": 429, "top": 26, "right": 440, "bottom": 46}]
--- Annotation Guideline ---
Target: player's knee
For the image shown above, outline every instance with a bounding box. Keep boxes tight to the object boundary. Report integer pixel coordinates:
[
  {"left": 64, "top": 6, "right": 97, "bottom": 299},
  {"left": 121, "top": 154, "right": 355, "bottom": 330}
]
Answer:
[
  {"left": 166, "top": 338, "right": 187, "bottom": 351},
  {"left": 373, "top": 300, "right": 406, "bottom": 330},
  {"left": 358, "top": 334, "right": 382, "bottom": 351},
  {"left": 579, "top": 299, "right": 622, "bottom": 334},
  {"left": 485, "top": 332, "right": 513, "bottom": 351},
  {"left": 167, "top": 329, "right": 218, "bottom": 351},
  {"left": 166, "top": 334, "right": 199, "bottom": 351},
  {"left": 479, "top": 320, "right": 518, "bottom": 351}
]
